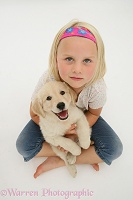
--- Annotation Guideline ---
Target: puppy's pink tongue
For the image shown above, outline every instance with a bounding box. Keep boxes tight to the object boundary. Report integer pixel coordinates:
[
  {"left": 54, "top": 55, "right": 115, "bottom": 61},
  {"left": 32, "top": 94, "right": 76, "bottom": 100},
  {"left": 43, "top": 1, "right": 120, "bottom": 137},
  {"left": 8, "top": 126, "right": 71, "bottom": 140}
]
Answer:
[{"left": 57, "top": 110, "right": 68, "bottom": 119}]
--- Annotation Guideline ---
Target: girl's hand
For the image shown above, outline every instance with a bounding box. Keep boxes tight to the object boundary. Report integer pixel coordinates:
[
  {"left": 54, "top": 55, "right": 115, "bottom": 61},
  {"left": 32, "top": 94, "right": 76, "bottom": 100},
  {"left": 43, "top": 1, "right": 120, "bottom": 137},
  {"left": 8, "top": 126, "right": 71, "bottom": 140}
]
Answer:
[
  {"left": 65, "top": 123, "right": 77, "bottom": 135},
  {"left": 57, "top": 124, "right": 78, "bottom": 153}
]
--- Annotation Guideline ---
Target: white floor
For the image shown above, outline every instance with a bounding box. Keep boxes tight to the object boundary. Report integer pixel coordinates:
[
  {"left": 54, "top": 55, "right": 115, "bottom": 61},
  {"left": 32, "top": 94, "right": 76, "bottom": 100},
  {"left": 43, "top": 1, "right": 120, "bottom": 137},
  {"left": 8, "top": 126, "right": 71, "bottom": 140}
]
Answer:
[{"left": 0, "top": 1, "right": 133, "bottom": 200}]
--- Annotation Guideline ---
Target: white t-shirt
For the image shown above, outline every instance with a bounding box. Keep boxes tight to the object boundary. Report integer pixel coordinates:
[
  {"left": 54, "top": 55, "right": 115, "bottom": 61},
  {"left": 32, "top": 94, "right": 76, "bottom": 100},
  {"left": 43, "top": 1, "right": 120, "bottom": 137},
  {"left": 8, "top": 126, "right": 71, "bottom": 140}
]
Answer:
[{"left": 31, "top": 71, "right": 106, "bottom": 110}]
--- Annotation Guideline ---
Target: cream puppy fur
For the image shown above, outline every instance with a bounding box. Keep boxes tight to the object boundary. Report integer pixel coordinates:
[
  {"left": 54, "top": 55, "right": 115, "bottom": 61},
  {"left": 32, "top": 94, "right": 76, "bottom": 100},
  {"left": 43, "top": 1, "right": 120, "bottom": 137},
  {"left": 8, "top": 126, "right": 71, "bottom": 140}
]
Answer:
[{"left": 32, "top": 81, "right": 91, "bottom": 177}]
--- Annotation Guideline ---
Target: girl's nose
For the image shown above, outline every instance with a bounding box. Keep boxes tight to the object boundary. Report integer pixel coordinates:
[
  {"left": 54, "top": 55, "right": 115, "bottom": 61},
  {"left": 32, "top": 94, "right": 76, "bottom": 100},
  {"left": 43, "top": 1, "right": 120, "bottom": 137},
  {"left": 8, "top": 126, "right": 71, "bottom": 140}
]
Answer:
[{"left": 72, "top": 63, "right": 82, "bottom": 73}]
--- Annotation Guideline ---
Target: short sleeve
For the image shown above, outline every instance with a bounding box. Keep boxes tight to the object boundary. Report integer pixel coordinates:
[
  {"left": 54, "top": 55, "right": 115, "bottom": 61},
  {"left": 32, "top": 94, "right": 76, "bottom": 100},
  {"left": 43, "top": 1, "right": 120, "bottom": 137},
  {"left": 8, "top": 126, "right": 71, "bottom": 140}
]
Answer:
[
  {"left": 88, "top": 79, "right": 107, "bottom": 109},
  {"left": 76, "top": 79, "right": 107, "bottom": 110}
]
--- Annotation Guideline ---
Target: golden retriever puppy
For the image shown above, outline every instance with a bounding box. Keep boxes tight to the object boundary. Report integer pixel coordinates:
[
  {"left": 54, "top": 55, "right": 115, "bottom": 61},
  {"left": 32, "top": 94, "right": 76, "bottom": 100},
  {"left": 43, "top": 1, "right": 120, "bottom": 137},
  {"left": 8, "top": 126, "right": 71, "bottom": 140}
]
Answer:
[{"left": 32, "top": 81, "right": 91, "bottom": 177}]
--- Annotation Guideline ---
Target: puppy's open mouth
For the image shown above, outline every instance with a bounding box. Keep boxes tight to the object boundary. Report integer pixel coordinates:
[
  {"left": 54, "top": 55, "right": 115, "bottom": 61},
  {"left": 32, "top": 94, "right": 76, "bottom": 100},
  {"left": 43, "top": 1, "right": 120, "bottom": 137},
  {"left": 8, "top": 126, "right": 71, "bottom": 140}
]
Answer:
[{"left": 53, "top": 110, "right": 68, "bottom": 120}]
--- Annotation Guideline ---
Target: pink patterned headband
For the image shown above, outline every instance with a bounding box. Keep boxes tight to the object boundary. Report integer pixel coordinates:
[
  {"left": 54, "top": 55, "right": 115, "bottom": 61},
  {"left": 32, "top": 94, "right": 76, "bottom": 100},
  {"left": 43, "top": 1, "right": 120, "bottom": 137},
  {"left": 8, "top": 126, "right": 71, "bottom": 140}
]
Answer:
[{"left": 60, "top": 26, "right": 96, "bottom": 43}]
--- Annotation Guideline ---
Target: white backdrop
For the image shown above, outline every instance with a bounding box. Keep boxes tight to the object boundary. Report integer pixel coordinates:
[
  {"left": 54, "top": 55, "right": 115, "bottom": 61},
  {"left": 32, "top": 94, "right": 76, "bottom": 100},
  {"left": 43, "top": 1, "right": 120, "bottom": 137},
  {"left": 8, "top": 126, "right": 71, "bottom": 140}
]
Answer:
[{"left": 0, "top": 0, "right": 133, "bottom": 199}]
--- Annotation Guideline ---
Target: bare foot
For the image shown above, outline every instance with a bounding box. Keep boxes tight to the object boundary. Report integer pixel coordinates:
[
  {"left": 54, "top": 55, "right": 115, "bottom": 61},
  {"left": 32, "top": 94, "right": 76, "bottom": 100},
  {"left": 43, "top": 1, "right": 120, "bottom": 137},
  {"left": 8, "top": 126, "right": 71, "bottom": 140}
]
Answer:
[
  {"left": 34, "top": 156, "right": 64, "bottom": 178},
  {"left": 92, "top": 163, "right": 99, "bottom": 171}
]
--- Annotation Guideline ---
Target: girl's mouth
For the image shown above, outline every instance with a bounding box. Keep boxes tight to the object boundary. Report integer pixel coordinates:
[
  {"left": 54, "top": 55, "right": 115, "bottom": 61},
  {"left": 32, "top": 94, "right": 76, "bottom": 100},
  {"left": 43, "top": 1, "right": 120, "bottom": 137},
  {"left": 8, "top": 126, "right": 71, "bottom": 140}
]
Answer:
[{"left": 70, "top": 77, "right": 83, "bottom": 81}]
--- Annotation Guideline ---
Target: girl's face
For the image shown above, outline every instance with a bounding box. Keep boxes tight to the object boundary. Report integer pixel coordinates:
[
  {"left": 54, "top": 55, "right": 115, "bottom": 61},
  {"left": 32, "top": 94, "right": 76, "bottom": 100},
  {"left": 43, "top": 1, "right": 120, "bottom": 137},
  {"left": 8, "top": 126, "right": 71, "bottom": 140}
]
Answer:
[{"left": 56, "top": 36, "right": 98, "bottom": 94}]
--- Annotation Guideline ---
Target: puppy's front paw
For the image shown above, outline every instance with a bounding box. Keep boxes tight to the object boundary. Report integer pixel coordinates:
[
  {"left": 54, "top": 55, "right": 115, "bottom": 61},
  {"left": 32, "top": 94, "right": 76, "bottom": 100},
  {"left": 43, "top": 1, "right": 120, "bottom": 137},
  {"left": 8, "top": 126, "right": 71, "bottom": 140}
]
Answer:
[
  {"left": 70, "top": 146, "right": 81, "bottom": 156},
  {"left": 80, "top": 140, "right": 91, "bottom": 149},
  {"left": 66, "top": 152, "right": 76, "bottom": 164}
]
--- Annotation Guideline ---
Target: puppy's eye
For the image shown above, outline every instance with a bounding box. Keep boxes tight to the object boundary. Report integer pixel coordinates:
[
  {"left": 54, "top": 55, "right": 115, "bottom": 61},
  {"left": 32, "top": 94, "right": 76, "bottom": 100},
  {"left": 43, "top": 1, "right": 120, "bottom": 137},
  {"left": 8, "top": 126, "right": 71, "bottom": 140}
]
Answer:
[
  {"left": 60, "top": 91, "right": 65, "bottom": 95},
  {"left": 46, "top": 96, "right": 52, "bottom": 101}
]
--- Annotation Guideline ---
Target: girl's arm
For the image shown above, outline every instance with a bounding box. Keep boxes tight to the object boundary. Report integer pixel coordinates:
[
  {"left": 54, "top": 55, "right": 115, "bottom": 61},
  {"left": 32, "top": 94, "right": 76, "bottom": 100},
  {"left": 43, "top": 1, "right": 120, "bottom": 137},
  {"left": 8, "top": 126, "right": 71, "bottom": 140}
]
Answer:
[
  {"left": 30, "top": 102, "right": 39, "bottom": 125},
  {"left": 85, "top": 107, "right": 103, "bottom": 127}
]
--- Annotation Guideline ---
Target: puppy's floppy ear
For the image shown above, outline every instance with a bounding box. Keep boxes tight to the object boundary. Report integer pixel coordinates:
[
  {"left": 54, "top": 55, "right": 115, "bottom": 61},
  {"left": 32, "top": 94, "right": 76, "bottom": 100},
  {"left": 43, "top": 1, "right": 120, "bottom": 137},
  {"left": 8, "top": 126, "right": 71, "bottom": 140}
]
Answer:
[
  {"left": 63, "top": 82, "right": 77, "bottom": 105},
  {"left": 32, "top": 97, "right": 45, "bottom": 118}
]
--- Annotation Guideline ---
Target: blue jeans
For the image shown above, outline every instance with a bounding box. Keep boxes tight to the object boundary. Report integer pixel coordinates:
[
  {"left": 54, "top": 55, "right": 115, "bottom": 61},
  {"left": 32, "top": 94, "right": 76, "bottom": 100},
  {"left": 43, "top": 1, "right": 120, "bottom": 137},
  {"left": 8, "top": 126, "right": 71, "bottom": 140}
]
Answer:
[{"left": 16, "top": 116, "right": 123, "bottom": 165}]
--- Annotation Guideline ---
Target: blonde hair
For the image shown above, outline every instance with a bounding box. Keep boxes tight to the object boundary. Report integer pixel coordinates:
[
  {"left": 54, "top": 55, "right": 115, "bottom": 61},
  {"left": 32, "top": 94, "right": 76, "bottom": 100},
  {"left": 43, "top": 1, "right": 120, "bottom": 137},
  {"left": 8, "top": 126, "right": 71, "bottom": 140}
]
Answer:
[{"left": 48, "top": 19, "right": 106, "bottom": 86}]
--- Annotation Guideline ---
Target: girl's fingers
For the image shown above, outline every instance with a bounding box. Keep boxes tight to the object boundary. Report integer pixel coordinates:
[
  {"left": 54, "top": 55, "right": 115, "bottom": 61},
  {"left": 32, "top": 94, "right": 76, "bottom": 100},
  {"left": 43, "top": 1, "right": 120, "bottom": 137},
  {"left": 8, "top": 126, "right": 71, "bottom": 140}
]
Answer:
[
  {"left": 65, "top": 124, "right": 77, "bottom": 135},
  {"left": 70, "top": 123, "right": 77, "bottom": 130},
  {"left": 65, "top": 129, "right": 77, "bottom": 135}
]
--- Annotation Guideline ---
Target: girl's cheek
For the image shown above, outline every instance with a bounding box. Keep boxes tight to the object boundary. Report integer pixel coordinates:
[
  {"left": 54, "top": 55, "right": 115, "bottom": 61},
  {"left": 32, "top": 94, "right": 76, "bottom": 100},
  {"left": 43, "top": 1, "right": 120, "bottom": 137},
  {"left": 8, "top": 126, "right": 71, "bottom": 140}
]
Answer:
[{"left": 59, "top": 68, "right": 66, "bottom": 76}]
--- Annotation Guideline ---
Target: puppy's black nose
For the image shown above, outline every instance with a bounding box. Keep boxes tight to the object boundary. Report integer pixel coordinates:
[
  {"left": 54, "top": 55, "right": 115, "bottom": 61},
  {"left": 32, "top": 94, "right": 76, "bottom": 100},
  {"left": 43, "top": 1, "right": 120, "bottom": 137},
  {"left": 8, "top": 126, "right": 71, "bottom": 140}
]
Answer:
[{"left": 57, "top": 102, "right": 65, "bottom": 110}]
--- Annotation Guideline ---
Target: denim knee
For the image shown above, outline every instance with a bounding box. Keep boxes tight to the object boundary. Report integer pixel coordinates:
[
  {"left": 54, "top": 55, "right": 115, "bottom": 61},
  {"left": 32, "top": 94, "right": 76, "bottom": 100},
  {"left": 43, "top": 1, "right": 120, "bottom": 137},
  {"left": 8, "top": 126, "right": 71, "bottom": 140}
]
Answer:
[
  {"left": 95, "top": 133, "right": 123, "bottom": 165},
  {"left": 16, "top": 120, "right": 44, "bottom": 161},
  {"left": 16, "top": 132, "right": 44, "bottom": 162},
  {"left": 16, "top": 135, "right": 28, "bottom": 160},
  {"left": 108, "top": 136, "right": 123, "bottom": 162},
  {"left": 92, "top": 117, "right": 123, "bottom": 165}
]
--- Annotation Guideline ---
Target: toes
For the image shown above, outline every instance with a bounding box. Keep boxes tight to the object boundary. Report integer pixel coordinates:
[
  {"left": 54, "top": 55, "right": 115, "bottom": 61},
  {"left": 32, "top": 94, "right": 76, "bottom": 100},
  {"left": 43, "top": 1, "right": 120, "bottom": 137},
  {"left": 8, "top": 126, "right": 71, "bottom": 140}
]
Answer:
[
  {"left": 34, "top": 165, "right": 43, "bottom": 178},
  {"left": 34, "top": 170, "right": 40, "bottom": 179},
  {"left": 92, "top": 164, "right": 99, "bottom": 171},
  {"left": 34, "top": 172, "right": 38, "bottom": 179}
]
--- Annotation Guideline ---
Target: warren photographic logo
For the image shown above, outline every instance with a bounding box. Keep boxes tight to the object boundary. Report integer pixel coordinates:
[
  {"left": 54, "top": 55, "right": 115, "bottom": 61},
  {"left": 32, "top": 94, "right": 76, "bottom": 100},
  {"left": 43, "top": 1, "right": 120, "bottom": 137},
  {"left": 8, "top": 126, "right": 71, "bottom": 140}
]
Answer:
[{"left": 0, "top": 188, "right": 94, "bottom": 199}]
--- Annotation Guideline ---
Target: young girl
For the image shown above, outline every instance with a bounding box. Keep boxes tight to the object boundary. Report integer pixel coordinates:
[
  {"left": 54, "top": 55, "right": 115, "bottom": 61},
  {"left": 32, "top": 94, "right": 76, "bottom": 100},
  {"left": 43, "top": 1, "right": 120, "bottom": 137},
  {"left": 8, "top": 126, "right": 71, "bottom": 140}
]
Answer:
[{"left": 16, "top": 20, "right": 123, "bottom": 178}]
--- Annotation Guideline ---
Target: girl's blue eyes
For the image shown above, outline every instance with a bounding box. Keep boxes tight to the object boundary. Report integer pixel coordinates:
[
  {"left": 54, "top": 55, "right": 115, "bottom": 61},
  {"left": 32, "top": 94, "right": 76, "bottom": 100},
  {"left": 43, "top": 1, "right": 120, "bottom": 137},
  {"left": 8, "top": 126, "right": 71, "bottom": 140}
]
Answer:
[
  {"left": 83, "top": 59, "right": 91, "bottom": 63},
  {"left": 65, "top": 57, "right": 73, "bottom": 62},
  {"left": 65, "top": 57, "right": 91, "bottom": 63}
]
